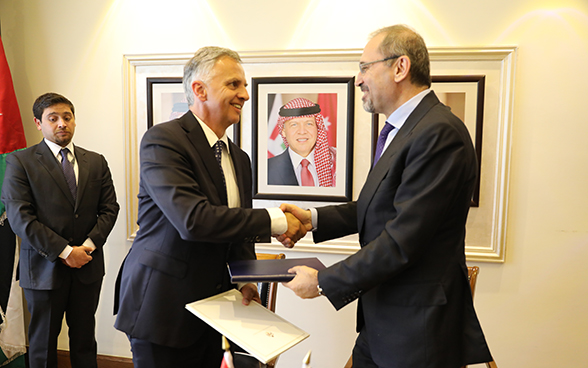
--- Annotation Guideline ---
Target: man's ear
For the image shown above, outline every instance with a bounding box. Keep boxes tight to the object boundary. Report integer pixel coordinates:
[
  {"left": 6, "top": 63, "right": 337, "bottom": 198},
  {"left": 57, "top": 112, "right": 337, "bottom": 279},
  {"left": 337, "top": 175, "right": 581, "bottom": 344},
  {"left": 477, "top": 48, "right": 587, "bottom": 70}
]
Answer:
[
  {"left": 192, "top": 80, "right": 207, "bottom": 101},
  {"left": 393, "top": 55, "right": 411, "bottom": 83},
  {"left": 34, "top": 118, "right": 42, "bottom": 131}
]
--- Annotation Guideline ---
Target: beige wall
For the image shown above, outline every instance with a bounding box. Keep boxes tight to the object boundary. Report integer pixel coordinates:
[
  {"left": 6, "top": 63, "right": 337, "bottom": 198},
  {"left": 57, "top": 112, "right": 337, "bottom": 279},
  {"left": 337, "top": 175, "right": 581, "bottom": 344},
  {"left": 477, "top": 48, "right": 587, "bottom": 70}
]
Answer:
[{"left": 1, "top": 0, "right": 587, "bottom": 367}]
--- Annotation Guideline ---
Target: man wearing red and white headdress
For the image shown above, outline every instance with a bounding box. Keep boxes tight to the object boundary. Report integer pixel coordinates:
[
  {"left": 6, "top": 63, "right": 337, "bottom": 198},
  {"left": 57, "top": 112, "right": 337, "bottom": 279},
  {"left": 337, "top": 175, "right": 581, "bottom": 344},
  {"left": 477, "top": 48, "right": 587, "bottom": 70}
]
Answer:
[{"left": 268, "top": 97, "right": 336, "bottom": 187}]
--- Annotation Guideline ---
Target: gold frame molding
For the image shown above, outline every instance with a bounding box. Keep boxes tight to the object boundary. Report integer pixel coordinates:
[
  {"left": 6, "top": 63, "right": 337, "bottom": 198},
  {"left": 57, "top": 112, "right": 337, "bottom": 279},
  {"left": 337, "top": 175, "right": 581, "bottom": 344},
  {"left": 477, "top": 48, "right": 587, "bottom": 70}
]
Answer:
[{"left": 123, "top": 47, "right": 516, "bottom": 262}]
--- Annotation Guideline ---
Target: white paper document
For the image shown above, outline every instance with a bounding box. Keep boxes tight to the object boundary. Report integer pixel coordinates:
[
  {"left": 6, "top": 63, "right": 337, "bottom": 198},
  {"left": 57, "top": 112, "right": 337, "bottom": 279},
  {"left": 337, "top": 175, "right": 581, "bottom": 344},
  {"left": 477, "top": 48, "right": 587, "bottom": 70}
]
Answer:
[{"left": 185, "top": 289, "right": 309, "bottom": 363}]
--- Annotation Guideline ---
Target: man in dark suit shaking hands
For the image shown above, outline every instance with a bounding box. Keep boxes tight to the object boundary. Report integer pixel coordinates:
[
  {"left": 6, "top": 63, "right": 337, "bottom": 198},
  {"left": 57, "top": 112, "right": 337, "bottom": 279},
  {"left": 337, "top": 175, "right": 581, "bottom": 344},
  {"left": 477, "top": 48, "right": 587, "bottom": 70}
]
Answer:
[
  {"left": 280, "top": 25, "right": 494, "bottom": 367},
  {"left": 1, "top": 93, "right": 119, "bottom": 368},
  {"left": 114, "top": 47, "right": 306, "bottom": 368}
]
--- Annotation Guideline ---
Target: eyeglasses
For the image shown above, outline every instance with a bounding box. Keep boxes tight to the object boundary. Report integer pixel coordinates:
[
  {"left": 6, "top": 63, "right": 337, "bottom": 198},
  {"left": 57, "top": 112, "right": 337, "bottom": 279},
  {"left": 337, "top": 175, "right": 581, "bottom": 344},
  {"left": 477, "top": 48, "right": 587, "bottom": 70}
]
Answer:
[{"left": 358, "top": 55, "right": 401, "bottom": 74}]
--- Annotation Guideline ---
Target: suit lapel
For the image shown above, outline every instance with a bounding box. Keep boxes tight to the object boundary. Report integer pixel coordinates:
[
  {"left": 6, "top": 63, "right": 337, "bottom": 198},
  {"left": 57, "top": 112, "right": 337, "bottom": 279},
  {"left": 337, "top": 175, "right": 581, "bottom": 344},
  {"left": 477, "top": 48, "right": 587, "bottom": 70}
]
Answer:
[
  {"left": 35, "top": 141, "right": 76, "bottom": 207},
  {"left": 356, "top": 92, "right": 440, "bottom": 234},
  {"left": 181, "top": 113, "right": 228, "bottom": 205}
]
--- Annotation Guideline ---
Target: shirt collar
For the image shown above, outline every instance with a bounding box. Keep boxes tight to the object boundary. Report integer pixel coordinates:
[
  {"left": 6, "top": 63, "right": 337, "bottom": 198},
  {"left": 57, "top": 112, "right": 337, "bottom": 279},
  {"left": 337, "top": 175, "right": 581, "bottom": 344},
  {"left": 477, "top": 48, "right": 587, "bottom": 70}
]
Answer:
[
  {"left": 44, "top": 138, "right": 75, "bottom": 159},
  {"left": 386, "top": 89, "right": 431, "bottom": 130},
  {"left": 192, "top": 113, "right": 230, "bottom": 153},
  {"left": 287, "top": 147, "right": 315, "bottom": 167}
]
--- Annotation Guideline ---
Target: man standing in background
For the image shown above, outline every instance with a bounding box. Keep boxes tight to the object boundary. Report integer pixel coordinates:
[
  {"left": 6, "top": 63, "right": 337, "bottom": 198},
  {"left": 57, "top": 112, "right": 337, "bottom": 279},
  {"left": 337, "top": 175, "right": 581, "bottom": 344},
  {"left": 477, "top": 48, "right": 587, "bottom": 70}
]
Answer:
[{"left": 1, "top": 92, "right": 119, "bottom": 368}]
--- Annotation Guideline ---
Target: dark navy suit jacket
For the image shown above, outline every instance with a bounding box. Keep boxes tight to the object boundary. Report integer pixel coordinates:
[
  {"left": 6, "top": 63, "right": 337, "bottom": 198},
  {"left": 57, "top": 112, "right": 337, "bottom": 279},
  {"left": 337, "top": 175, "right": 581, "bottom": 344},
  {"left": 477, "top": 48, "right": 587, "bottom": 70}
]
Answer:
[
  {"left": 314, "top": 92, "right": 493, "bottom": 367},
  {"left": 114, "top": 112, "right": 272, "bottom": 348}
]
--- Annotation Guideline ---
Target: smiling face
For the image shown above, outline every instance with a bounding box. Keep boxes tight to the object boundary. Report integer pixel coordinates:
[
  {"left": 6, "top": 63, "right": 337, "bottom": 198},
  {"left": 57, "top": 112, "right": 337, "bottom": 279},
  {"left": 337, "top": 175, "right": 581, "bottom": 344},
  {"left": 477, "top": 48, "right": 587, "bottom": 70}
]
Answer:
[
  {"left": 202, "top": 56, "right": 249, "bottom": 131},
  {"left": 35, "top": 103, "right": 76, "bottom": 147},
  {"left": 281, "top": 116, "right": 318, "bottom": 158}
]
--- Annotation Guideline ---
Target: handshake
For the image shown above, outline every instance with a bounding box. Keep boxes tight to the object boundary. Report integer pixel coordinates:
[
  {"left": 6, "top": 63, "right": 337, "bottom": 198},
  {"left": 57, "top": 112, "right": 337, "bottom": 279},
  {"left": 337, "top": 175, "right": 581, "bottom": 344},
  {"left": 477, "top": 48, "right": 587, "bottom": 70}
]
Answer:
[{"left": 273, "top": 203, "right": 312, "bottom": 248}]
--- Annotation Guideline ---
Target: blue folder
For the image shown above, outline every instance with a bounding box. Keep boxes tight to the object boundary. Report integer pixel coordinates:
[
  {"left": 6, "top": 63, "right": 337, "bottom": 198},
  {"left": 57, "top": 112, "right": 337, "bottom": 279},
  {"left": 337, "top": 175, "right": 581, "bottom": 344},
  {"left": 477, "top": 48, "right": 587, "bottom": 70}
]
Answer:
[{"left": 228, "top": 257, "right": 326, "bottom": 282}]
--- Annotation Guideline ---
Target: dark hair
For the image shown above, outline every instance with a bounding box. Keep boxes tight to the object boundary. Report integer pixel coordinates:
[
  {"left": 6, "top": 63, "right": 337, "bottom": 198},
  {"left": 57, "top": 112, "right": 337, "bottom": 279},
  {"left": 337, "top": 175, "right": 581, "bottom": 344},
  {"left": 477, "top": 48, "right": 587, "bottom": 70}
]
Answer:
[
  {"left": 32, "top": 93, "right": 75, "bottom": 120},
  {"left": 371, "top": 25, "right": 431, "bottom": 88}
]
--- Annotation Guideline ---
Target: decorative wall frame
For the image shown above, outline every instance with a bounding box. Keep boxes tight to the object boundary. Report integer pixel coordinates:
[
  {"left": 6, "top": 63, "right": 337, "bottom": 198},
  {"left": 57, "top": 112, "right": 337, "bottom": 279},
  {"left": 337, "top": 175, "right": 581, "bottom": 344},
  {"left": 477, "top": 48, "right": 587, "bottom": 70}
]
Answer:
[
  {"left": 251, "top": 76, "right": 355, "bottom": 202},
  {"left": 123, "top": 46, "right": 516, "bottom": 262}
]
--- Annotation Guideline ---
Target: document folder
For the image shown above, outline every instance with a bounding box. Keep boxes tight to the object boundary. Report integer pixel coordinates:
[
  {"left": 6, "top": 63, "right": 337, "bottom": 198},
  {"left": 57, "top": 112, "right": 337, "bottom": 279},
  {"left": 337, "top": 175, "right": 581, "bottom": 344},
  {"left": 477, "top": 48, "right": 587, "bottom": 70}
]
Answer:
[
  {"left": 186, "top": 289, "right": 309, "bottom": 363},
  {"left": 228, "top": 257, "right": 326, "bottom": 283}
]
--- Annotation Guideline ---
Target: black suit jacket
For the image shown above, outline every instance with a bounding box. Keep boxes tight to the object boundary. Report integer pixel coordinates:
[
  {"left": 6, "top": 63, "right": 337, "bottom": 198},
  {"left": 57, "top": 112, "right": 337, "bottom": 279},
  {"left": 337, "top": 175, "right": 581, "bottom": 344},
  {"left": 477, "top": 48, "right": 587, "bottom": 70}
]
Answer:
[
  {"left": 114, "top": 112, "right": 272, "bottom": 348},
  {"left": 314, "top": 92, "right": 492, "bottom": 367},
  {"left": 1, "top": 140, "right": 119, "bottom": 290},
  {"left": 267, "top": 149, "right": 298, "bottom": 185}
]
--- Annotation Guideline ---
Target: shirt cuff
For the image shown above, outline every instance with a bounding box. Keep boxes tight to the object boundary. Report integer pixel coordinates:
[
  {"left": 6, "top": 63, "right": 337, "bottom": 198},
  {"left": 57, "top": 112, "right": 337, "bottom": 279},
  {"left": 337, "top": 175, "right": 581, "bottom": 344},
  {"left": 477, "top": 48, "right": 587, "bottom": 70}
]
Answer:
[
  {"left": 59, "top": 245, "right": 73, "bottom": 259},
  {"left": 309, "top": 207, "right": 318, "bottom": 231},
  {"left": 266, "top": 207, "right": 287, "bottom": 235},
  {"left": 82, "top": 237, "right": 97, "bottom": 253}
]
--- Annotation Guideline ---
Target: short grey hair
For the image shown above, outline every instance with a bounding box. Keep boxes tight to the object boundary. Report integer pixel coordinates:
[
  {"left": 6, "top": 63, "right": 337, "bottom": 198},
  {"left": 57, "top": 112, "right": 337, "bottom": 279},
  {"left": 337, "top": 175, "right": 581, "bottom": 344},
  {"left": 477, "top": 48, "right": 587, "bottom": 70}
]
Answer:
[
  {"left": 183, "top": 46, "right": 242, "bottom": 106},
  {"left": 370, "top": 25, "right": 431, "bottom": 88}
]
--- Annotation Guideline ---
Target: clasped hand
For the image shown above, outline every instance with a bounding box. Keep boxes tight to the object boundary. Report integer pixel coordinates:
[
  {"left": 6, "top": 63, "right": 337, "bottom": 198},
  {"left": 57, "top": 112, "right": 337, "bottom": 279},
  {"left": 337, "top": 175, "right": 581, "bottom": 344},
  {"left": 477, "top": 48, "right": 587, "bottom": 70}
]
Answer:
[
  {"left": 274, "top": 203, "right": 313, "bottom": 248},
  {"left": 62, "top": 245, "right": 93, "bottom": 268}
]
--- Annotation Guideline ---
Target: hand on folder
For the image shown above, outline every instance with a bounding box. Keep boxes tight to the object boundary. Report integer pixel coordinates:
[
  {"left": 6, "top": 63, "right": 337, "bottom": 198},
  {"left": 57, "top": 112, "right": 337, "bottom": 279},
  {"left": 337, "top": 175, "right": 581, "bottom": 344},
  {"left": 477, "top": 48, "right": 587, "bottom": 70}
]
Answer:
[
  {"left": 276, "top": 203, "right": 313, "bottom": 247},
  {"left": 239, "top": 283, "right": 262, "bottom": 306},
  {"left": 283, "top": 265, "right": 320, "bottom": 299}
]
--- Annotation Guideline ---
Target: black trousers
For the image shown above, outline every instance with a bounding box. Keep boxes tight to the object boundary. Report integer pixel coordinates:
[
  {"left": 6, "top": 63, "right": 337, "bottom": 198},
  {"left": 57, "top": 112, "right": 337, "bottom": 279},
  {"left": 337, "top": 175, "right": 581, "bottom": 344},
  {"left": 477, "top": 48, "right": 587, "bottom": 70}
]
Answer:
[
  {"left": 128, "top": 329, "right": 263, "bottom": 368},
  {"left": 24, "top": 273, "right": 102, "bottom": 368},
  {"left": 129, "top": 326, "right": 223, "bottom": 368}
]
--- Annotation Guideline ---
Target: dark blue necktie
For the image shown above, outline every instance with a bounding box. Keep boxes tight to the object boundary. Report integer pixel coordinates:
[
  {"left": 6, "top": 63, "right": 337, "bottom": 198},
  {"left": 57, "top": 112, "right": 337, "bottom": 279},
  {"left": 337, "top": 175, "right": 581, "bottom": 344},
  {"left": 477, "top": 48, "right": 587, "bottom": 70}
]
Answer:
[
  {"left": 373, "top": 123, "right": 394, "bottom": 167},
  {"left": 60, "top": 148, "right": 77, "bottom": 199},
  {"left": 213, "top": 140, "right": 226, "bottom": 190}
]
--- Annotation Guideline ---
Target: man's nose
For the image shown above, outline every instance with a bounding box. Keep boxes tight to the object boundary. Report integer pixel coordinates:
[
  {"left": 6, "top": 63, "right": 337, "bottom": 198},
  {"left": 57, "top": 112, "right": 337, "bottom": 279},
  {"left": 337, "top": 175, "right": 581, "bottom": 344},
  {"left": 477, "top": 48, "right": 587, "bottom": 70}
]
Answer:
[
  {"left": 355, "top": 71, "right": 363, "bottom": 87},
  {"left": 239, "top": 86, "right": 249, "bottom": 101}
]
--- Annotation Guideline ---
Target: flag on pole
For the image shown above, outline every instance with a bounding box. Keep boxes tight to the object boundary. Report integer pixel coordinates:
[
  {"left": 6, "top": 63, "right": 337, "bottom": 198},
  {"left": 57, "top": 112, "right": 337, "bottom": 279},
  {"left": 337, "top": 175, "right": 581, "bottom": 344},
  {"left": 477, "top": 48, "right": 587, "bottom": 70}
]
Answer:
[
  {"left": 0, "top": 32, "right": 27, "bottom": 368},
  {"left": 0, "top": 246, "right": 26, "bottom": 367},
  {"left": 220, "top": 336, "right": 234, "bottom": 368}
]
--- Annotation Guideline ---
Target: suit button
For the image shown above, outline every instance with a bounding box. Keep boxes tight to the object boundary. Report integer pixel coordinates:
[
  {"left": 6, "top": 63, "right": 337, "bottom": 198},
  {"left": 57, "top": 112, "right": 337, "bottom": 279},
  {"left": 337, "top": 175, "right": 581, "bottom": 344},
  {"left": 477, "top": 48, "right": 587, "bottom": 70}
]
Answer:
[
  {"left": 216, "top": 284, "right": 222, "bottom": 290},
  {"left": 75, "top": 214, "right": 79, "bottom": 218}
]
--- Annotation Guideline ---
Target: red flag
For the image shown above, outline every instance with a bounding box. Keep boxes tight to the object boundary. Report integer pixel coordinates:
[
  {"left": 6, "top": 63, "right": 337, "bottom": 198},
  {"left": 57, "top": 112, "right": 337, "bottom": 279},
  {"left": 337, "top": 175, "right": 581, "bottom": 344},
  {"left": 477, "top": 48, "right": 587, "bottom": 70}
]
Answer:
[
  {"left": 317, "top": 93, "right": 337, "bottom": 148},
  {"left": 0, "top": 35, "right": 26, "bottom": 155}
]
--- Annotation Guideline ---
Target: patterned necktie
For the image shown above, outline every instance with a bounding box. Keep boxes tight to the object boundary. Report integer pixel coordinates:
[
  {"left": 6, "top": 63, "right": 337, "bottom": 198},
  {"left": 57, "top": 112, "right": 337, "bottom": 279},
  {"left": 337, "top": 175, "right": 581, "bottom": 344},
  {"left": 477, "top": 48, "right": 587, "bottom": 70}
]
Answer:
[
  {"left": 60, "top": 148, "right": 77, "bottom": 199},
  {"left": 213, "top": 140, "right": 226, "bottom": 190},
  {"left": 300, "top": 159, "right": 315, "bottom": 186},
  {"left": 373, "top": 123, "right": 394, "bottom": 167}
]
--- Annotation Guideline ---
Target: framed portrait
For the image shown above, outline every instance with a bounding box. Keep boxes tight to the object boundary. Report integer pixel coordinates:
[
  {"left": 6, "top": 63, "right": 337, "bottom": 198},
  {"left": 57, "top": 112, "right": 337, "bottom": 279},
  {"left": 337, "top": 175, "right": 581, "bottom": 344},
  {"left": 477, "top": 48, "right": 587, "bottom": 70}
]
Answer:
[
  {"left": 251, "top": 76, "right": 355, "bottom": 202},
  {"left": 146, "top": 77, "right": 240, "bottom": 144}
]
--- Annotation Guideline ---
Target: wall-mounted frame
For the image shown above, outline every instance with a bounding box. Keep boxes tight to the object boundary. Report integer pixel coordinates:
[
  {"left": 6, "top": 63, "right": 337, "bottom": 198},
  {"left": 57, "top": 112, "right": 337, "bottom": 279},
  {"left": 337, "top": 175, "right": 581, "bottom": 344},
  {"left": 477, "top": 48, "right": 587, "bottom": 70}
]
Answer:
[
  {"left": 123, "top": 47, "right": 516, "bottom": 262},
  {"left": 251, "top": 76, "right": 354, "bottom": 202},
  {"left": 146, "top": 77, "right": 240, "bottom": 144}
]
